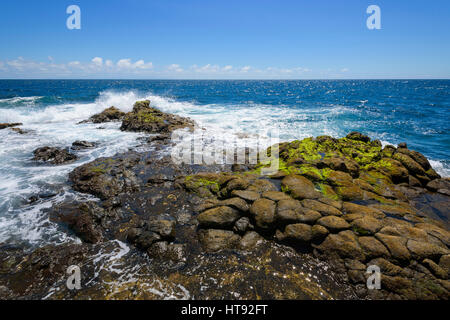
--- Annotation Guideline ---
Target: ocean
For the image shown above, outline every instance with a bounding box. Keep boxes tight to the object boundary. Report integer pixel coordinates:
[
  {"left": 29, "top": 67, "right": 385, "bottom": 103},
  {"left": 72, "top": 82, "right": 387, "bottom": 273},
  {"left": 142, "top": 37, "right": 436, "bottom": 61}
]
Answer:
[{"left": 0, "top": 79, "right": 449, "bottom": 245}]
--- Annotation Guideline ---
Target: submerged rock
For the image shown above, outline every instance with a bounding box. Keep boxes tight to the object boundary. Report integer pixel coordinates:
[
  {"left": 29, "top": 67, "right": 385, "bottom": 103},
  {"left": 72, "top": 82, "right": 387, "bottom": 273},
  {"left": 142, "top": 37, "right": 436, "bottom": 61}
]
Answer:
[
  {"left": 0, "top": 123, "right": 22, "bottom": 130},
  {"left": 10, "top": 127, "right": 28, "bottom": 134},
  {"left": 198, "top": 229, "right": 241, "bottom": 252},
  {"left": 71, "top": 140, "right": 97, "bottom": 150}
]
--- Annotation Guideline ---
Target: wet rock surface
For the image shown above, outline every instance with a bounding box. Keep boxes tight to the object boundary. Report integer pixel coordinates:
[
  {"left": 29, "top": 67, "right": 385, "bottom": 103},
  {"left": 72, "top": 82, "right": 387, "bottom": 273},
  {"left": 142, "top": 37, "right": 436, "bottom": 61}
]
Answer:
[
  {"left": 120, "top": 100, "right": 195, "bottom": 134},
  {"left": 2, "top": 102, "right": 449, "bottom": 300},
  {"left": 32, "top": 146, "right": 78, "bottom": 165},
  {"left": 0, "top": 123, "right": 22, "bottom": 130},
  {"left": 79, "top": 106, "right": 125, "bottom": 124},
  {"left": 71, "top": 140, "right": 98, "bottom": 150}
]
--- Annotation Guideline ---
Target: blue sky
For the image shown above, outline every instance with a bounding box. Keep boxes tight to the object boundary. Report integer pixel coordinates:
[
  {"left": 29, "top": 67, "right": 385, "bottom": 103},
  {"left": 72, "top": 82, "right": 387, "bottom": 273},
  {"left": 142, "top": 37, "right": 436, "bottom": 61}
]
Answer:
[{"left": 0, "top": 0, "right": 449, "bottom": 79}]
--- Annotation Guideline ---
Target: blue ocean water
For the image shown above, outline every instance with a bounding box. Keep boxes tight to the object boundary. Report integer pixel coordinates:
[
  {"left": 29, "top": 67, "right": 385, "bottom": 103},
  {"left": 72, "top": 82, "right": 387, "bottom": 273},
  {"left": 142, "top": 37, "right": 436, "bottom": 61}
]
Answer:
[{"left": 0, "top": 79, "right": 449, "bottom": 244}]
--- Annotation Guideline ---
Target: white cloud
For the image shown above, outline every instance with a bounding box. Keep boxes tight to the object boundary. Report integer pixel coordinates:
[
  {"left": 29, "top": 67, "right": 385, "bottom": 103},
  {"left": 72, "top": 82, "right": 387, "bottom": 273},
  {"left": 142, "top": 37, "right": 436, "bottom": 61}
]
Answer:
[
  {"left": 0, "top": 57, "right": 319, "bottom": 79},
  {"left": 68, "top": 61, "right": 81, "bottom": 67},
  {"left": 92, "top": 57, "right": 103, "bottom": 67},
  {"left": 117, "top": 58, "right": 152, "bottom": 70},
  {"left": 341, "top": 68, "right": 349, "bottom": 72},
  {"left": 168, "top": 64, "right": 183, "bottom": 72},
  {"left": 191, "top": 64, "right": 221, "bottom": 73}
]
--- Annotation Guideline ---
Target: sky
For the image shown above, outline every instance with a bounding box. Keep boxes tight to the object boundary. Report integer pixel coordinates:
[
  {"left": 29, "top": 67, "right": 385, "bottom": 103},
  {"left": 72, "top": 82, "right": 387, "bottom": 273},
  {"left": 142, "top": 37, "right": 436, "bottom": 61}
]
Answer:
[{"left": 0, "top": 0, "right": 449, "bottom": 79}]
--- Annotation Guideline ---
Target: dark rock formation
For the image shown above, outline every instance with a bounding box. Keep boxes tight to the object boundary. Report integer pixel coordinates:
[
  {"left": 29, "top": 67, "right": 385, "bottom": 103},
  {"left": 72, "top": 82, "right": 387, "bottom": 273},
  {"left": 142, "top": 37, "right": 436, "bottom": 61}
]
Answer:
[
  {"left": 79, "top": 106, "right": 125, "bottom": 124},
  {"left": 120, "top": 100, "right": 195, "bottom": 134},
  {"left": 7, "top": 113, "right": 450, "bottom": 300},
  {"left": 71, "top": 140, "right": 97, "bottom": 150},
  {"left": 32, "top": 146, "right": 77, "bottom": 165},
  {"left": 0, "top": 123, "right": 22, "bottom": 130},
  {"left": 69, "top": 154, "right": 140, "bottom": 200}
]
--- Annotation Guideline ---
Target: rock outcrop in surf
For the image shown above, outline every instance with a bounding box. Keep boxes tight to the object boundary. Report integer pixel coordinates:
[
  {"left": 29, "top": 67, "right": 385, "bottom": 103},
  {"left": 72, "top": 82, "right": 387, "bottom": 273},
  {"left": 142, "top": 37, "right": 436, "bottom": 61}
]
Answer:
[{"left": 2, "top": 101, "right": 449, "bottom": 300}]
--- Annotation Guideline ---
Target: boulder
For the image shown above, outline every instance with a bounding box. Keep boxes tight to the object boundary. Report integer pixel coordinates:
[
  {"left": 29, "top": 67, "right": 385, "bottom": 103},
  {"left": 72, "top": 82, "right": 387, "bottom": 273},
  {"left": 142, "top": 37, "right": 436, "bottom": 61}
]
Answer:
[
  {"left": 358, "top": 236, "right": 390, "bottom": 258},
  {"left": 147, "top": 242, "right": 186, "bottom": 262},
  {"left": 198, "top": 229, "right": 241, "bottom": 252},
  {"left": 396, "top": 148, "right": 431, "bottom": 171},
  {"left": 406, "top": 239, "right": 448, "bottom": 260},
  {"left": 368, "top": 158, "right": 409, "bottom": 183},
  {"left": 249, "top": 198, "right": 276, "bottom": 230},
  {"left": 71, "top": 140, "right": 97, "bottom": 150},
  {"left": 317, "top": 216, "right": 350, "bottom": 232},
  {"left": 326, "top": 170, "right": 354, "bottom": 187},
  {"left": 351, "top": 216, "right": 383, "bottom": 235},
  {"left": 375, "top": 234, "right": 411, "bottom": 261},
  {"left": 301, "top": 199, "right": 342, "bottom": 216},
  {"left": 422, "top": 259, "right": 447, "bottom": 279},
  {"left": 281, "top": 174, "right": 322, "bottom": 200},
  {"left": 120, "top": 100, "right": 194, "bottom": 134},
  {"left": 276, "top": 199, "right": 321, "bottom": 224},
  {"left": 283, "top": 223, "right": 313, "bottom": 243},
  {"left": 33, "top": 146, "right": 77, "bottom": 165},
  {"left": 197, "top": 206, "right": 240, "bottom": 229},
  {"left": 129, "top": 231, "right": 161, "bottom": 250},
  {"left": 146, "top": 217, "right": 176, "bottom": 239},
  {"left": 426, "top": 178, "right": 450, "bottom": 194},
  {"left": 82, "top": 106, "right": 125, "bottom": 123},
  {"left": 321, "top": 157, "right": 360, "bottom": 177},
  {"left": 231, "top": 190, "right": 260, "bottom": 202},
  {"left": 262, "top": 191, "right": 291, "bottom": 202},
  {"left": 393, "top": 153, "right": 426, "bottom": 176},
  {"left": 415, "top": 223, "right": 450, "bottom": 247},
  {"left": 226, "top": 178, "right": 250, "bottom": 192},
  {"left": 315, "top": 230, "right": 365, "bottom": 260},
  {"left": 247, "top": 179, "right": 277, "bottom": 193},
  {"left": 311, "top": 225, "right": 329, "bottom": 242},
  {"left": 69, "top": 155, "right": 140, "bottom": 200},
  {"left": 233, "top": 217, "right": 253, "bottom": 234},
  {"left": 342, "top": 202, "right": 385, "bottom": 219},
  {"left": 49, "top": 201, "right": 105, "bottom": 243},
  {"left": 239, "top": 231, "right": 263, "bottom": 250},
  {"left": 318, "top": 197, "right": 343, "bottom": 210},
  {"left": 220, "top": 197, "right": 250, "bottom": 212},
  {"left": 346, "top": 132, "right": 370, "bottom": 143},
  {"left": 439, "top": 255, "right": 450, "bottom": 275}
]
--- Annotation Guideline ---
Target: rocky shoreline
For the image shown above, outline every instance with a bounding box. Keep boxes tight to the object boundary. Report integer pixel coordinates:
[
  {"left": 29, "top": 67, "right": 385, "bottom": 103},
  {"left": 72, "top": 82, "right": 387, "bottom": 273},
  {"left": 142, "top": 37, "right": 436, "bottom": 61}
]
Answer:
[{"left": 0, "top": 100, "right": 449, "bottom": 300}]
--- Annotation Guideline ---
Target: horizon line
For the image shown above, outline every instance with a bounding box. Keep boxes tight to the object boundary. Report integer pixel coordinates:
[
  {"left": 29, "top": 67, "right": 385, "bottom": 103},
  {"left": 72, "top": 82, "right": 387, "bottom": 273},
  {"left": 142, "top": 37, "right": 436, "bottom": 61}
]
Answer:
[{"left": 0, "top": 78, "right": 449, "bottom": 81}]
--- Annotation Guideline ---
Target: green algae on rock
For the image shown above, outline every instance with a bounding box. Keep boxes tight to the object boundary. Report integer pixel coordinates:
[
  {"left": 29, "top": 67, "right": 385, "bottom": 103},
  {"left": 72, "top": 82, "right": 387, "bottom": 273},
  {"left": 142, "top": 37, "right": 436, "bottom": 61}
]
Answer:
[
  {"left": 120, "top": 100, "right": 195, "bottom": 133},
  {"left": 6, "top": 100, "right": 450, "bottom": 302}
]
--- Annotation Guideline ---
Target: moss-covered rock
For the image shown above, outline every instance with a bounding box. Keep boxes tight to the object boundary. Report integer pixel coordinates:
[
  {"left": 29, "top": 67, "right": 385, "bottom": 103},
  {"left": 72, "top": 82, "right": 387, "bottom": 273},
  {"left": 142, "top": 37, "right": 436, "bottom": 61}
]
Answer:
[
  {"left": 250, "top": 198, "right": 276, "bottom": 230},
  {"left": 197, "top": 206, "right": 241, "bottom": 229},
  {"left": 120, "top": 100, "right": 195, "bottom": 133},
  {"left": 281, "top": 174, "right": 322, "bottom": 199},
  {"left": 80, "top": 106, "right": 125, "bottom": 124}
]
